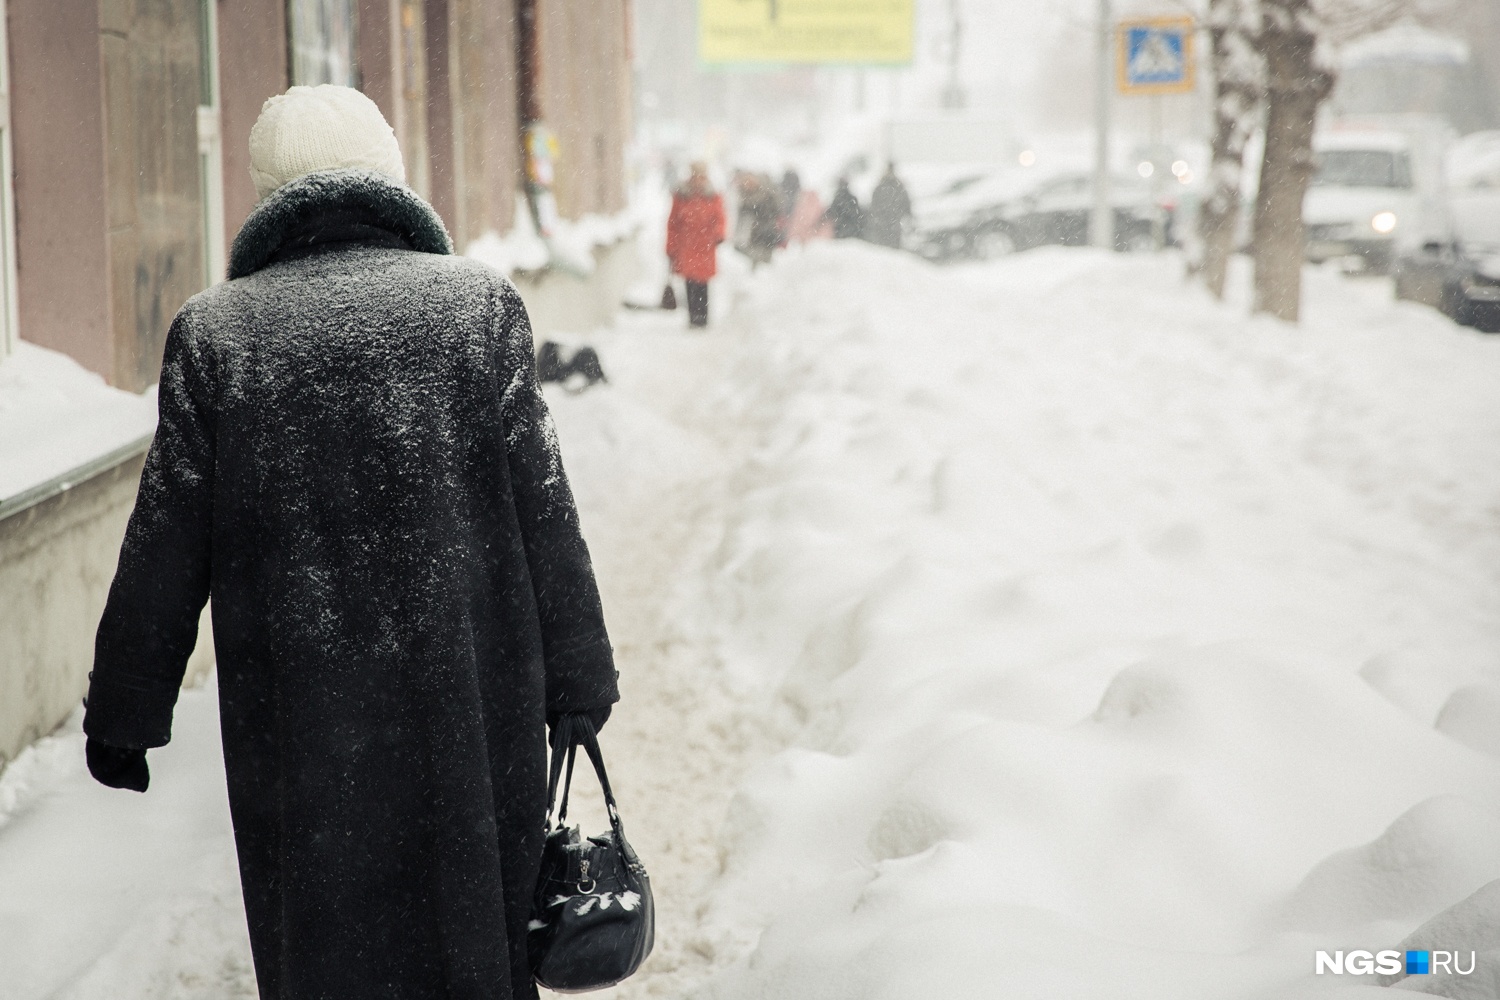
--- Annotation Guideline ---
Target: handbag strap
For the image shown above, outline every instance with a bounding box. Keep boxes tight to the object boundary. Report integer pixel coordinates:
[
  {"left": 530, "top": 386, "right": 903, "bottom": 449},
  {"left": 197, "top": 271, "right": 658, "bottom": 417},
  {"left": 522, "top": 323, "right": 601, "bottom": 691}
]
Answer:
[
  {"left": 572, "top": 715, "right": 627, "bottom": 840},
  {"left": 545, "top": 715, "right": 579, "bottom": 827},
  {"left": 542, "top": 713, "right": 626, "bottom": 841}
]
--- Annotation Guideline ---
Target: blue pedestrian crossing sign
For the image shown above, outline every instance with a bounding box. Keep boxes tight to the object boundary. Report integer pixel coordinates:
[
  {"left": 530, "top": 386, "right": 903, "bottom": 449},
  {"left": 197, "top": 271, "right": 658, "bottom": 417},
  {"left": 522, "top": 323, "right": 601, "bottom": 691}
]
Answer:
[{"left": 1117, "top": 17, "right": 1196, "bottom": 95}]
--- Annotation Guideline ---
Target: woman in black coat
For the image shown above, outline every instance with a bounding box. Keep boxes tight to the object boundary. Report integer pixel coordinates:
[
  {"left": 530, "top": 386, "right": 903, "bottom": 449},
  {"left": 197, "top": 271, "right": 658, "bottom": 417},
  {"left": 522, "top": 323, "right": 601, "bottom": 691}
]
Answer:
[
  {"left": 82, "top": 87, "right": 617, "bottom": 1000},
  {"left": 823, "top": 178, "right": 866, "bottom": 240}
]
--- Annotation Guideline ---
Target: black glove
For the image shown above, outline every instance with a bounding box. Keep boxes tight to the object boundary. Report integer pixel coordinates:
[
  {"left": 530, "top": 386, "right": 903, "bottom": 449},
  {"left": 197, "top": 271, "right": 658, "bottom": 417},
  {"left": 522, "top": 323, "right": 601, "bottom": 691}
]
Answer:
[
  {"left": 547, "top": 706, "right": 612, "bottom": 744},
  {"left": 86, "top": 738, "right": 150, "bottom": 793}
]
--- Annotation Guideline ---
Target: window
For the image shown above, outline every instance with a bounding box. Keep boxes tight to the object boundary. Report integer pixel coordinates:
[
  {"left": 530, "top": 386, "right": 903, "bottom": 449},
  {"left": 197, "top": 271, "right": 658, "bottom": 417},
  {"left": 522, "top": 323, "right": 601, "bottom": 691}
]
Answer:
[
  {"left": 289, "top": 0, "right": 359, "bottom": 88},
  {"left": 1312, "top": 150, "right": 1414, "bottom": 190}
]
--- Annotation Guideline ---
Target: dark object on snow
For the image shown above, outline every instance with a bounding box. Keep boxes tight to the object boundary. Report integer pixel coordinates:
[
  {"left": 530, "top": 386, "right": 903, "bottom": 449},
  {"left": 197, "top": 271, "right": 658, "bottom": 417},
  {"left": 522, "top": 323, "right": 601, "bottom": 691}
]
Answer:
[
  {"left": 779, "top": 170, "right": 801, "bottom": 217},
  {"left": 84, "top": 168, "right": 618, "bottom": 1000},
  {"left": 537, "top": 341, "right": 608, "bottom": 390},
  {"left": 85, "top": 736, "right": 149, "bottom": 792},
  {"left": 866, "top": 165, "right": 912, "bottom": 249},
  {"left": 824, "top": 179, "right": 866, "bottom": 240},
  {"left": 777, "top": 169, "right": 801, "bottom": 247},
  {"left": 660, "top": 282, "right": 677, "bottom": 310},
  {"left": 528, "top": 714, "right": 654, "bottom": 993},
  {"left": 685, "top": 280, "right": 709, "bottom": 327}
]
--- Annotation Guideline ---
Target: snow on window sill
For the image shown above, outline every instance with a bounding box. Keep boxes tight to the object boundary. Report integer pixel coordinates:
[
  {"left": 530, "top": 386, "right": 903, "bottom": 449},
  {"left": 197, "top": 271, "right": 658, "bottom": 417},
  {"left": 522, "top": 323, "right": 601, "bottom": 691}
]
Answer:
[{"left": 0, "top": 342, "right": 158, "bottom": 520}]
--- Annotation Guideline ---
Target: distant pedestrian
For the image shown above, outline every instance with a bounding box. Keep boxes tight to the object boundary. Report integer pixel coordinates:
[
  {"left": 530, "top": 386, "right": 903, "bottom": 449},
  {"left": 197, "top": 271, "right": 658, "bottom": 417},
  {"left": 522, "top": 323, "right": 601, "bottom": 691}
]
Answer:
[
  {"left": 788, "top": 189, "right": 832, "bottom": 244},
  {"left": 778, "top": 169, "right": 802, "bottom": 245},
  {"left": 824, "top": 178, "right": 865, "bottom": 240},
  {"left": 666, "top": 161, "right": 726, "bottom": 327},
  {"left": 81, "top": 85, "right": 618, "bottom": 1000},
  {"left": 867, "top": 163, "right": 912, "bottom": 249},
  {"left": 735, "top": 172, "right": 782, "bottom": 270}
]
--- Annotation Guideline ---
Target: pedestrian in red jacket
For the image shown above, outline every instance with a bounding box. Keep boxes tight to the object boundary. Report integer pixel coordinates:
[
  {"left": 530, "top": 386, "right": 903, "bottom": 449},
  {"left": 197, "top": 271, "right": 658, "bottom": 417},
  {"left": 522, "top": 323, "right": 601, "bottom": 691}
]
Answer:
[{"left": 666, "top": 162, "right": 725, "bottom": 327}]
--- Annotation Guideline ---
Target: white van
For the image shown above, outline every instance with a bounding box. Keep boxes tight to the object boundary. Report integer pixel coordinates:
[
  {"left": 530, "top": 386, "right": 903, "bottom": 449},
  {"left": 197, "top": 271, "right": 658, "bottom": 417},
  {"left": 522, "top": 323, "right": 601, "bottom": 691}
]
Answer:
[{"left": 1303, "top": 130, "right": 1425, "bottom": 273}]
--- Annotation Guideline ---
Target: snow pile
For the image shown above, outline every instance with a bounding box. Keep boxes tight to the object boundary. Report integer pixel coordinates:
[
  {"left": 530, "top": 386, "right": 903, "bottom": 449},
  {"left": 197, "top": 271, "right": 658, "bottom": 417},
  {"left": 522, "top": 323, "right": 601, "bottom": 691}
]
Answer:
[
  {"left": 0, "top": 342, "right": 157, "bottom": 503},
  {"left": 693, "top": 245, "right": 1500, "bottom": 999},
  {"left": 466, "top": 196, "right": 643, "bottom": 279}
]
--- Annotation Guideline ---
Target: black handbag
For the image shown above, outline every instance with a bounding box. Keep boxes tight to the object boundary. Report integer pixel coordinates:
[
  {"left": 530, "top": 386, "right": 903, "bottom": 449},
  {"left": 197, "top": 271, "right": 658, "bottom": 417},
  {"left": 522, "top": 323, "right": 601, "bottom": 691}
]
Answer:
[{"left": 528, "top": 714, "right": 655, "bottom": 993}]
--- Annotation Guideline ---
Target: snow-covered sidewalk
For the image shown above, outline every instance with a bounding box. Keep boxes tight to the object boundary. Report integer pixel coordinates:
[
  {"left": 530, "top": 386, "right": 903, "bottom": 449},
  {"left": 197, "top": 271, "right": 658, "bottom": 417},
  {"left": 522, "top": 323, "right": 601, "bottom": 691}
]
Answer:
[{"left": 2, "top": 244, "right": 1498, "bottom": 999}]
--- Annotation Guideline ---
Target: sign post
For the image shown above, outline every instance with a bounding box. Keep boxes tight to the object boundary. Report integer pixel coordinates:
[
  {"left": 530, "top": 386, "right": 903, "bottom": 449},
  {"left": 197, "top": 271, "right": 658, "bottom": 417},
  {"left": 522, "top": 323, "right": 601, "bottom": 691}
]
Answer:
[
  {"left": 1090, "top": 0, "right": 1113, "bottom": 250},
  {"left": 1116, "top": 17, "right": 1195, "bottom": 249}
]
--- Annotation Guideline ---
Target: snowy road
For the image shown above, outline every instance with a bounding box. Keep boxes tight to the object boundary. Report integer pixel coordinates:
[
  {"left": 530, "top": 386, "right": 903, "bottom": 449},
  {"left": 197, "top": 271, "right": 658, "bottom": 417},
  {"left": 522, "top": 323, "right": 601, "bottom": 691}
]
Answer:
[{"left": 2, "top": 244, "right": 1499, "bottom": 999}]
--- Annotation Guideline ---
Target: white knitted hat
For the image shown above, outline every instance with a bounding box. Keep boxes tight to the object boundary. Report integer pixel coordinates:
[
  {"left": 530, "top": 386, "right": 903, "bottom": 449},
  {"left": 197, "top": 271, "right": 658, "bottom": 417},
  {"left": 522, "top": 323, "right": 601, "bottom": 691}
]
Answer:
[{"left": 248, "top": 85, "right": 406, "bottom": 200}]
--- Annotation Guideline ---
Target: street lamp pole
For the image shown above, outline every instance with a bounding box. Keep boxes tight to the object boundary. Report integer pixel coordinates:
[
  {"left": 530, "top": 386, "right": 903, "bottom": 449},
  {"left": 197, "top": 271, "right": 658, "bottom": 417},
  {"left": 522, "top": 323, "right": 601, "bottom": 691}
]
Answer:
[{"left": 1090, "top": 0, "right": 1114, "bottom": 249}]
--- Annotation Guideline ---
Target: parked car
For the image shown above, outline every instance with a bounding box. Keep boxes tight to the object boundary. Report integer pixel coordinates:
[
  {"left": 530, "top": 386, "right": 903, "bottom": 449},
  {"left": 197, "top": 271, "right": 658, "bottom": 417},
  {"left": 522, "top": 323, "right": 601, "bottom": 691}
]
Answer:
[
  {"left": 1304, "top": 131, "right": 1426, "bottom": 274},
  {"left": 1393, "top": 189, "right": 1500, "bottom": 332},
  {"left": 1005, "top": 172, "right": 1171, "bottom": 253},
  {"left": 912, "top": 170, "right": 1173, "bottom": 262},
  {"left": 910, "top": 171, "right": 1029, "bottom": 261}
]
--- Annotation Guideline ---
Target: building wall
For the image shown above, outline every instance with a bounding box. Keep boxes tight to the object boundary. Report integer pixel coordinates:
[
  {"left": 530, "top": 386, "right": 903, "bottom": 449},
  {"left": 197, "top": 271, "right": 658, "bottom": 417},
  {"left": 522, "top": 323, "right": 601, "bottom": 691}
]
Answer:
[
  {"left": 390, "top": 0, "right": 432, "bottom": 200},
  {"left": 357, "top": 0, "right": 398, "bottom": 129},
  {"left": 0, "top": 454, "right": 143, "bottom": 766},
  {"left": 98, "top": 0, "right": 204, "bottom": 393},
  {"left": 217, "top": 0, "right": 289, "bottom": 255},
  {"left": 8, "top": 0, "right": 113, "bottom": 379},
  {"left": 5, "top": 0, "right": 633, "bottom": 386},
  {"left": 538, "top": 0, "right": 630, "bottom": 220},
  {"left": 423, "top": 0, "right": 459, "bottom": 230},
  {"left": 450, "top": 0, "right": 519, "bottom": 247}
]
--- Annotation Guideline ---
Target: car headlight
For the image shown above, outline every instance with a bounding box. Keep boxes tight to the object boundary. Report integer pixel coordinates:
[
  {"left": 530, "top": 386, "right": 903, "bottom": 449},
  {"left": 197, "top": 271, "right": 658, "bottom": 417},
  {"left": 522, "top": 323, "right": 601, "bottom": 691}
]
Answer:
[{"left": 1371, "top": 211, "right": 1398, "bottom": 235}]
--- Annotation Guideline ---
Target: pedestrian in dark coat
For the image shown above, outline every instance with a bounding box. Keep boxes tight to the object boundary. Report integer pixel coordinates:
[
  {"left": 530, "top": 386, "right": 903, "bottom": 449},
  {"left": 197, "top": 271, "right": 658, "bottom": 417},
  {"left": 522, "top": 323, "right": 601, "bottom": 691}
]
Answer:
[
  {"left": 735, "top": 173, "right": 782, "bottom": 270},
  {"left": 777, "top": 169, "right": 801, "bottom": 246},
  {"left": 867, "top": 163, "right": 913, "bottom": 249},
  {"left": 665, "top": 161, "right": 726, "bottom": 327},
  {"left": 82, "top": 85, "right": 618, "bottom": 1000},
  {"left": 824, "top": 178, "right": 866, "bottom": 240}
]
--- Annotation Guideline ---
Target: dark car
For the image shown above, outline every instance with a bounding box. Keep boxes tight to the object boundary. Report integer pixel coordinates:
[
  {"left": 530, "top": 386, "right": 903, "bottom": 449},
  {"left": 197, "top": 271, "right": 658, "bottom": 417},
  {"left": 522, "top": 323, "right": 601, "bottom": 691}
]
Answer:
[
  {"left": 913, "top": 171, "right": 1173, "bottom": 262},
  {"left": 1393, "top": 190, "right": 1500, "bottom": 332},
  {"left": 910, "top": 171, "right": 1030, "bottom": 261}
]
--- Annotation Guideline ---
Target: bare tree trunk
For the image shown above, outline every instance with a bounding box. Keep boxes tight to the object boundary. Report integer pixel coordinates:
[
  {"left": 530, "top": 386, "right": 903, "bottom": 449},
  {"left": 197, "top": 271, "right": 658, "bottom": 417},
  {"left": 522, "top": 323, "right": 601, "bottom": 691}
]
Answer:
[
  {"left": 1250, "top": 0, "right": 1332, "bottom": 321},
  {"left": 1200, "top": 0, "right": 1261, "bottom": 300}
]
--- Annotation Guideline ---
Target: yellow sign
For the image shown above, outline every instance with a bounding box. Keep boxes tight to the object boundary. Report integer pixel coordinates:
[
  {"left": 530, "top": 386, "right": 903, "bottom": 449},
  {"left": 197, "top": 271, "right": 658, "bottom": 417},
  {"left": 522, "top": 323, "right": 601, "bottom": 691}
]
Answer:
[{"left": 699, "top": 0, "right": 915, "bottom": 66}]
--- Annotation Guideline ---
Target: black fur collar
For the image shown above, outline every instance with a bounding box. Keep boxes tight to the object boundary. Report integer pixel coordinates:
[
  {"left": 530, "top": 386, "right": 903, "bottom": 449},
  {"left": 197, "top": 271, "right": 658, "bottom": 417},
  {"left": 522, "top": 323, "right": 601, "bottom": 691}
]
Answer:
[{"left": 228, "top": 169, "right": 453, "bottom": 279}]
